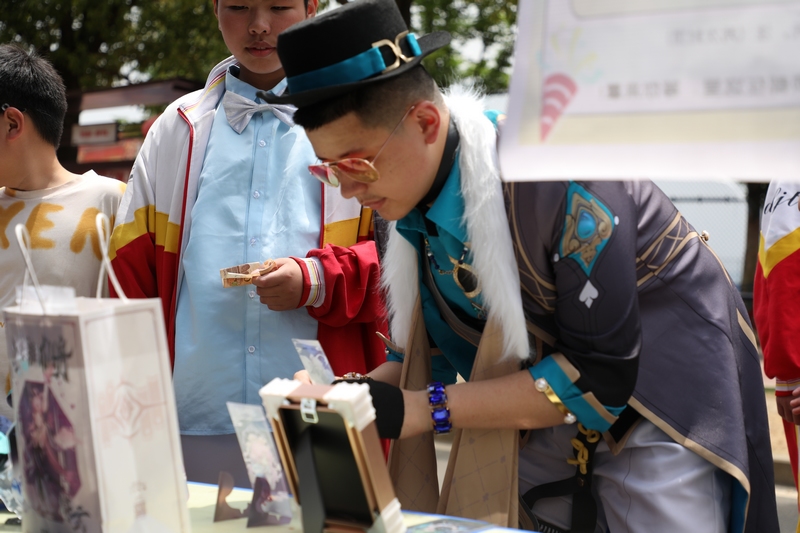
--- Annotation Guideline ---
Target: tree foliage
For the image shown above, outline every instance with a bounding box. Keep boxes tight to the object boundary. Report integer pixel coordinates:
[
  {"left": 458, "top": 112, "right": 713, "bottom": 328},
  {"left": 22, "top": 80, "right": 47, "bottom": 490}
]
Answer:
[
  {"left": 414, "top": 0, "right": 517, "bottom": 94},
  {"left": 0, "top": 0, "right": 228, "bottom": 92},
  {"left": 323, "top": 0, "right": 518, "bottom": 94},
  {"left": 2, "top": 0, "right": 132, "bottom": 90},
  {"left": 1, "top": 0, "right": 515, "bottom": 96}
]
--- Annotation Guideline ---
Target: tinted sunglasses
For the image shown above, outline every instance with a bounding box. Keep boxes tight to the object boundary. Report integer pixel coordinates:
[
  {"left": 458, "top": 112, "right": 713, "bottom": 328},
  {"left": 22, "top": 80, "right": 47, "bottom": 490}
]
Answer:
[{"left": 307, "top": 104, "right": 416, "bottom": 187}]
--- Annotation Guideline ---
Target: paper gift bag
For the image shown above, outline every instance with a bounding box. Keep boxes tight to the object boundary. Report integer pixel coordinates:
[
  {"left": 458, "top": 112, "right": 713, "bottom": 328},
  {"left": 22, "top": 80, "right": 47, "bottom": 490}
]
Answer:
[{"left": 2, "top": 217, "right": 190, "bottom": 533}]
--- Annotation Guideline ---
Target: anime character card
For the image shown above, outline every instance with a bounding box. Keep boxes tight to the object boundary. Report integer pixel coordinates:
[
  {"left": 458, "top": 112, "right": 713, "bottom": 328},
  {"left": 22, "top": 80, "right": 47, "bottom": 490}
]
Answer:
[{"left": 292, "top": 339, "right": 335, "bottom": 385}]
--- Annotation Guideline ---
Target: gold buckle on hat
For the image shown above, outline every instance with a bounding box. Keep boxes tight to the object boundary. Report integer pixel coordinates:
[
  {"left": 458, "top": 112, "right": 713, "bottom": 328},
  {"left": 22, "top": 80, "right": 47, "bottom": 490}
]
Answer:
[{"left": 372, "top": 30, "right": 413, "bottom": 74}]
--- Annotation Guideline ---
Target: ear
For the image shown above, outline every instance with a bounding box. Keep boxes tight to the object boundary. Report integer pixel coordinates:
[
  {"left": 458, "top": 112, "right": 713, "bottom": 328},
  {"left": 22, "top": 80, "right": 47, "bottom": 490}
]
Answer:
[
  {"left": 412, "top": 101, "right": 443, "bottom": 146},
  {"left": 307, "top": 0, "right": 319, "bottom": 18},
  {"left": 2, "top": 106, "right": 24, "bottom": 142}
]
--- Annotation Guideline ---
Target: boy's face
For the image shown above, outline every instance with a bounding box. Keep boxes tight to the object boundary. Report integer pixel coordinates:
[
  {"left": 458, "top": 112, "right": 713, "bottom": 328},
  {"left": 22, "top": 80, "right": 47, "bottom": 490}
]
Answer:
[
  {"left": 305, "top": 104, "right": 442, "bottom": 221},
  {"left": 216, "top": 0, "right": 318, "bottom": 90}
]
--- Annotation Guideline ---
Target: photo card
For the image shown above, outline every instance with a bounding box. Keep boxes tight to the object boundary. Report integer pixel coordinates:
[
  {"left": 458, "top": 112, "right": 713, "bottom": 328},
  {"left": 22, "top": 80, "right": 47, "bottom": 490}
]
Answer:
[
  {"left": 291, "top": 339, "right": 335, "bottom": 385},
  {"left": 226, "top": 402, "right": 292, "bottom": 525}
]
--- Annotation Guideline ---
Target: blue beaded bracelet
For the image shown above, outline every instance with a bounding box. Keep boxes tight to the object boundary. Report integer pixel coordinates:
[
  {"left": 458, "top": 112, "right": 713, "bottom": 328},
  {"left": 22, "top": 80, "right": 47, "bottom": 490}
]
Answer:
[{"left": 427, "top": 381, "right": 452, "bottom": 434}]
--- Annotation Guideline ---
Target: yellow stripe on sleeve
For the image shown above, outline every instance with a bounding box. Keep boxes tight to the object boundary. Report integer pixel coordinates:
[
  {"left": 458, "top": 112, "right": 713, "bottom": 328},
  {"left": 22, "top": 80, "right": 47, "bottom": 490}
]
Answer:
[
  {"left": 108, "top": 205, "right": 181, "bottom": 260},
  {"left": 322, "top": 217, "right": 360, "bottom": 248},
  {"left": 758, "top": 227, "right": 800, "bottom": 279}
]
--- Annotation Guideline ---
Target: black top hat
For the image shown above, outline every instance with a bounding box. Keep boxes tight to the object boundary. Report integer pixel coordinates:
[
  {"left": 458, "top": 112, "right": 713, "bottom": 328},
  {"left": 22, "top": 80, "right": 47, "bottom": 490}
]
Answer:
[{"left": 260, "top": 0, "right": 450, "bottom": 107}]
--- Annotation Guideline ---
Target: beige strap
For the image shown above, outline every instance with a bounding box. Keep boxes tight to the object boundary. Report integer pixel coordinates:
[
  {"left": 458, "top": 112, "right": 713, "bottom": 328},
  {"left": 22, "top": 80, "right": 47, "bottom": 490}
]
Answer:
[
  {"left": 437, "top": 315, "right": 519, "bottom": 527},
  {"left": 387, "top": 295, "right": 522, "bottom": 526}
]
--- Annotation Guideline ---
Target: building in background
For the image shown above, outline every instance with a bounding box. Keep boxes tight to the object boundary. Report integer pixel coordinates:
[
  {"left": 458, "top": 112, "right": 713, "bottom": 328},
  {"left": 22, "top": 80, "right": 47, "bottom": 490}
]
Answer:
[{"left": 65, "top": 79, "right": 203, "bottom": 182}]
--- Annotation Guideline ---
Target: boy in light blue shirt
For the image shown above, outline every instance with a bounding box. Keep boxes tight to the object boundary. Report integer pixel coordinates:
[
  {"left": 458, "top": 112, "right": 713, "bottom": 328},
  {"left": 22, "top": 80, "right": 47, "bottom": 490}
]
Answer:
[{"left": 110, "top": 0, "right": 387, "bottom": 488}]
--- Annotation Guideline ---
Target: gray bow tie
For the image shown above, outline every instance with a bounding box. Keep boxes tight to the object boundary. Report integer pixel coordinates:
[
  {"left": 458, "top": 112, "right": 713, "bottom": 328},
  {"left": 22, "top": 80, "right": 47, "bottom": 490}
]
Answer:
[{"left": 222, "top": 90, "right": 296, "bottom": 134}]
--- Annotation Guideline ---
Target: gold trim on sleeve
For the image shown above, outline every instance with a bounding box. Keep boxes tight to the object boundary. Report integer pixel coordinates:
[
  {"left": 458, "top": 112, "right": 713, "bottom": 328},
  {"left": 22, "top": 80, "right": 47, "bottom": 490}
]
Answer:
[{"left": 534, "top": 377, "right": 577, "bottom": 425}]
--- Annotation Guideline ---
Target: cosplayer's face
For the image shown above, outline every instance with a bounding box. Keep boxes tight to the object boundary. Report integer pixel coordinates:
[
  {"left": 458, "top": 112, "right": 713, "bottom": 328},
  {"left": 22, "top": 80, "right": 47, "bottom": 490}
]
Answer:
[
  {"left": 305, "top": 103, "right": 443, "bottom": 221},
  {"left": 216, "top": 0, "right": 318, "bottom": 90}
]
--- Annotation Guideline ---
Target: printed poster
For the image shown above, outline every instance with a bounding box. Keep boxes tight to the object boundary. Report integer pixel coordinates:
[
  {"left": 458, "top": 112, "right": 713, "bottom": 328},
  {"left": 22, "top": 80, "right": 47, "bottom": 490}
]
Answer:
[{"left": 500, "top": 0, "right": 800, "bottom": 182}]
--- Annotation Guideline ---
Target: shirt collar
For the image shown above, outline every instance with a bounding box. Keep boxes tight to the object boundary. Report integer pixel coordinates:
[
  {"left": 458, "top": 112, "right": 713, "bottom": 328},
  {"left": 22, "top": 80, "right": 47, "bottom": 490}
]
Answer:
[
  {"left": 426, "top": 158, "right": 467, "bottom": 243},
  {"left": 396, "top": 157, "right": 468, "bottom": 245},
  {"left": 225, "top": 66, "right": 288, "bottom": 101}
]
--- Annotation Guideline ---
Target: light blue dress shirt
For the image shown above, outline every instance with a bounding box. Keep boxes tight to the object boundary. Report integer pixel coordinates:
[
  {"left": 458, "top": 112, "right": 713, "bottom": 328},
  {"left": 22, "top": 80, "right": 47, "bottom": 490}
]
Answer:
[{"left": 173, "top": 68, "right": 321, "bottom": 435}]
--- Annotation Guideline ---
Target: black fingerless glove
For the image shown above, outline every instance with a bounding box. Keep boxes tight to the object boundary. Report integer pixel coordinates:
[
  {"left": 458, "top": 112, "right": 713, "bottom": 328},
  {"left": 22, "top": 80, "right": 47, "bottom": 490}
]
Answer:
[{"left": 333, "top": 378, "right": 404, "bottom": 439}]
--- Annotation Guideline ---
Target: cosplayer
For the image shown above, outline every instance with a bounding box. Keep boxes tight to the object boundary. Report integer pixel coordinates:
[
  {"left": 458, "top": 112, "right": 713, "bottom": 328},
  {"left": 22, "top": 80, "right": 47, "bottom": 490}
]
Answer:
[{"left": 269, "top": 0, "right": 779, "bottom": 531}]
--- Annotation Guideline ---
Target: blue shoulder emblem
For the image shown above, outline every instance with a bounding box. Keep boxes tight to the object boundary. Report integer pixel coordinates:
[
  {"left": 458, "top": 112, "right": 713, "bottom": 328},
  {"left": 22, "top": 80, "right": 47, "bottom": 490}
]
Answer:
[{"left": 559, "top": 182, "right": 615, "bottom": 276}]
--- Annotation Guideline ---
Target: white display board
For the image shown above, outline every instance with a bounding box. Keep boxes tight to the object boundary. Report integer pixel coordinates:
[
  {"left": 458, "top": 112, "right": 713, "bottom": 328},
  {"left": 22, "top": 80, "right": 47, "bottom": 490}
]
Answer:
[{"left": 500, "top": 0, "right": 800, "bottom": 182}]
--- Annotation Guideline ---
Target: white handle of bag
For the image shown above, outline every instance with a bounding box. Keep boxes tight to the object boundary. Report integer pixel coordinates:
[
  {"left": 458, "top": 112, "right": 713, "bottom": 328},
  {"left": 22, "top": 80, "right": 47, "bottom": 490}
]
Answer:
[
  {"left": 95, "top": 212, "right": 129, "bottom": 302},
  {"left": 14, "top": 224, "right": 47, "bottom": 313}
]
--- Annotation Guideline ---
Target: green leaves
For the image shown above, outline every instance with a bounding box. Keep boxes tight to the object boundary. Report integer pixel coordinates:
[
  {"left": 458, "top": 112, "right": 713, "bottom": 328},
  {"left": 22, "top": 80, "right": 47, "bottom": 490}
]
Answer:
[
  {"left": 0, "top": 0, "right": 227, "bottom": 91},
  {"left": 0, "top": 0, "right": 515, "bottom": 96},
  {"left": 415, "top": 0, "right": 516, "bottom": 94}
]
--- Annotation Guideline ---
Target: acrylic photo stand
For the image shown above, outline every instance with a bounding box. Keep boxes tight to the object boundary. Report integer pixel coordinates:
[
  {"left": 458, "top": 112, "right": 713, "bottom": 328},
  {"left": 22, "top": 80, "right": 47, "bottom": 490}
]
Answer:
[{"left": 260, "top": 379, "right": 405, "bottom": 533}]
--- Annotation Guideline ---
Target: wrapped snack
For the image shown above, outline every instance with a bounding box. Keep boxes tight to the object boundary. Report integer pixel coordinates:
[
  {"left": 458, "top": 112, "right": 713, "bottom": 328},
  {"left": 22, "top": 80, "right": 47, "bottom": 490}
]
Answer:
[{"left": 220, "top": 260, "right": 277, "bottom": 288}]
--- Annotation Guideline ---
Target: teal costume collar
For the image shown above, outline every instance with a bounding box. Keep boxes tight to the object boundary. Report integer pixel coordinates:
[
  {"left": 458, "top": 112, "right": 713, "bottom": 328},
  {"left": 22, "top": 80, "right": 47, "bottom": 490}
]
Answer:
[{"left": 417, "top": 117, "right": 460, "bottom": 210}]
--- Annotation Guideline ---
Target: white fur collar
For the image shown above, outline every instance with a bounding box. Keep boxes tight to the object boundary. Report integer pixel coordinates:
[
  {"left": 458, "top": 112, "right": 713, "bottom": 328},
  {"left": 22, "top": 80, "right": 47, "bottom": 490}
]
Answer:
[{"left": 381, "top": 86, "right": 530, "bottom": 361}]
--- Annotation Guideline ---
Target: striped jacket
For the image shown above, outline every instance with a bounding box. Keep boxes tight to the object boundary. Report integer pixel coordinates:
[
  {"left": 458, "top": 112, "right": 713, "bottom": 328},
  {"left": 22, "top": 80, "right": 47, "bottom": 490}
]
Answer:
[{"left": 754, "top": 181, "right": 800, "bottom": 396}]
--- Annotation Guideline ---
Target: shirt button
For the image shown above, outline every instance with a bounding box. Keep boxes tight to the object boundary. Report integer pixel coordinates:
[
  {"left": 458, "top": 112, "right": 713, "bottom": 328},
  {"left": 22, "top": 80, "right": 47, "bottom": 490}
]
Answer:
[
  {"left": 258, "top": 140, "right": 266, "bottom": 147},
  {"left": 249, "top": 290, "right": 256, "bottom": 299},
  {"left": 248, "top": 346, "right": 256, "bottom": 354},
  {"left": 250, "top": 237, "right": 257, "bottom": 246},
  {"left": 252, "top": 190, "right": 260, "bottom": 199}
]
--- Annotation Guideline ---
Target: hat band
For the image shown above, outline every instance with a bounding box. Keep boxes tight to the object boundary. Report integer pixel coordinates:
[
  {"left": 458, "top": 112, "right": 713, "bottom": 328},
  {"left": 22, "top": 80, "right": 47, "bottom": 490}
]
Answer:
[{"left": 287, "top": 32, "right": 422, "bottom": 94}]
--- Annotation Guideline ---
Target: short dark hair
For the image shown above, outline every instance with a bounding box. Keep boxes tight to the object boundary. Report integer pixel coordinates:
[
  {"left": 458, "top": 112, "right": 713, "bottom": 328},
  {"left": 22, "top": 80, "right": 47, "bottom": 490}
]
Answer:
[
  {"left": 0, "top": 44, "right": 67, "bottom": 148},
  {"left": 214, "top": 0, "right": 310, "bottom": 9},
  {"left": 293, "top": 66, "right": 440, "bottom": 131}
]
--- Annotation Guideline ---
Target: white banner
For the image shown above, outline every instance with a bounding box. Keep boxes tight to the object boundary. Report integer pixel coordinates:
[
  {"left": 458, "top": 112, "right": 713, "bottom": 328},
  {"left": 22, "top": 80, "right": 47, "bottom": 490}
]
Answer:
[{"left": 500, "top": 0, "right": 800, "bottom": 182}]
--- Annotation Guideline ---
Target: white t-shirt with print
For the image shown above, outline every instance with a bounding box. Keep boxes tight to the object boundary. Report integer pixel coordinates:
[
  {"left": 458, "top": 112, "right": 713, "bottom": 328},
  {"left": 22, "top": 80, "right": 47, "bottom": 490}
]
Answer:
[{"left": 0, "top": 171, "right": 125, "bottom": 419}]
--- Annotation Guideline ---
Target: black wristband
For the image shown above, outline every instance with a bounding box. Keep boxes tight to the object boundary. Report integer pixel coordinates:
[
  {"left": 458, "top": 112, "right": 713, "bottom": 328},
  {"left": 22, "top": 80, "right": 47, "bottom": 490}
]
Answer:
[
  {"left": 331, "top": 379, "right": 404, "bottom": 438},
  {"left": 367, "top": 380, "right": 405, "bottom": 439}
]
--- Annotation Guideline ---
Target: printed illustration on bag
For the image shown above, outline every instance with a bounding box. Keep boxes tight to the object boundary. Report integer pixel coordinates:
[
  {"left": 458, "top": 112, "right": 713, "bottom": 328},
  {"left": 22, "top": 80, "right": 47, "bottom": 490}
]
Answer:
[
  {"left": 8, "top": 320, "right": 95, "bottom": 531},
  {"left": 18, "top": 380, "right": 79, "bottom": 523}
]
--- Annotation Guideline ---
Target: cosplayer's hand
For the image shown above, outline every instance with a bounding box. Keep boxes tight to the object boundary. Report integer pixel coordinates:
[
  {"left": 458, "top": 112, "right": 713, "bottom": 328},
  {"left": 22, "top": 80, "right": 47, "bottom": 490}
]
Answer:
[
  {"left": 253, "top": 257, "right": 303, "bottom": 310},
  {"left": 333, "top": 378, "right": 405, "bottom": 439},
  {"left": 293, "top": 370, "right": 313, "bottom": 385}
]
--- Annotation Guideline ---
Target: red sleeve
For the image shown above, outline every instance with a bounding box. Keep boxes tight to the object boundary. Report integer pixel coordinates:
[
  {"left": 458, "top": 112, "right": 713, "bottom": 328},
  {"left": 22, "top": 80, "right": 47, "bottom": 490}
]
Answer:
[
  {"left": 110, "top": 234, "right": 159, "bottom": 300},
  {"left": 753, "top": 250, "right": 800, "bottom": 395},
  {"left": 295, "top": 240, "right": 389, "bottom": 377},
  {"left": 110, "top": 232, "right": 179, "bottom": 368},
  {"left": 301, "top": 240, "right": 387, "bottom": 327}
]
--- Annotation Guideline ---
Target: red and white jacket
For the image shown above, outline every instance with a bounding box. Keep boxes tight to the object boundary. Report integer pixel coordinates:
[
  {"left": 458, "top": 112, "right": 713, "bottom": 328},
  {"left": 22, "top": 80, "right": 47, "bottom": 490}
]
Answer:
[
  {"left": 754, "top": 180, "right": 800, "bottom": 396},
  {"left": 108, "top": 57, "right": 387, "bottom": 375}
]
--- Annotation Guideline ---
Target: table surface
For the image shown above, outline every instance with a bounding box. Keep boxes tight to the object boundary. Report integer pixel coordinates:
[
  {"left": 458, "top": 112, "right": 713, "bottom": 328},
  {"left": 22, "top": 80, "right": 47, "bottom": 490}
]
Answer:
[{"left": 0, "top": 483, "right": 520, "bottom": 532}]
